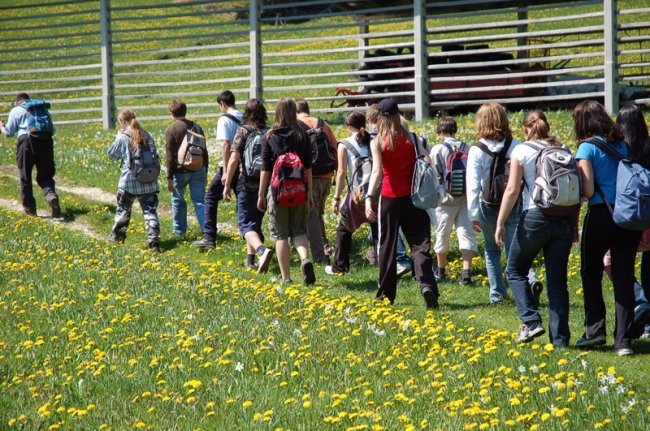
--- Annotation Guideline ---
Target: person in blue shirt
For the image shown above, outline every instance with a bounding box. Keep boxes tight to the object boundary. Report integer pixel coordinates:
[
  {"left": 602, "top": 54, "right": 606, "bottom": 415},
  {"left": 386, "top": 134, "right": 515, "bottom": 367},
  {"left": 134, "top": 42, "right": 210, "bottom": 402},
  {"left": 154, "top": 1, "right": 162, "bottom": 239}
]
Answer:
[
  {"left": 574, "top": 99, "right": 640, "bottom": 356},
  {"left": 0, "top": 92, "right": 60, "bottom": 218}
]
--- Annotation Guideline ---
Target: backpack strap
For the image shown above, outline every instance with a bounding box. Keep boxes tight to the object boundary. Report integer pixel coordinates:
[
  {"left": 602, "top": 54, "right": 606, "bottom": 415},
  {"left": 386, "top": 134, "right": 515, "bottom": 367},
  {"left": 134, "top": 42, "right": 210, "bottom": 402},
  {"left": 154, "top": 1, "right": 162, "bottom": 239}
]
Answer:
[
  {"left": 410, "top": 132, "right": 425, "bottom": 158},
  {"left": 582, "top": 136, "right": 626, "bottom": 162},
  {"left": 221, "top": 113, "right": 241, "bottom": 125},
  {"left": 522, "top": 140, "right": 546, "bottom": 152},
  {"left": 475, "top": 141, "right": 495, "bottom": 157},
  {"left": 340, "top": 138, "right": 362, "bottom": 161},
  {"left": 316, "top": 117, "right": 324, "bottom": 129}
]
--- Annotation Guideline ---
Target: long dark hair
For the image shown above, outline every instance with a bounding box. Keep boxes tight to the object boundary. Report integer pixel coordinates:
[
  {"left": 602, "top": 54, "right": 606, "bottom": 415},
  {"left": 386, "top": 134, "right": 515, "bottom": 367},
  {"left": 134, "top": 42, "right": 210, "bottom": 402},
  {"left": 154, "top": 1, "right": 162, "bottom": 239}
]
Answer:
[
  {"left": 344, "top": 111, "right": 370, "bottom": 148},
  {"left": 617, "top": 104, "right": 650, "bottom": 169},
  {"left": 267, "top": 98, "right": 306, "bottom": 143},
  {"left": 572, "top": 99, "right": 623, "bottom": 143}
]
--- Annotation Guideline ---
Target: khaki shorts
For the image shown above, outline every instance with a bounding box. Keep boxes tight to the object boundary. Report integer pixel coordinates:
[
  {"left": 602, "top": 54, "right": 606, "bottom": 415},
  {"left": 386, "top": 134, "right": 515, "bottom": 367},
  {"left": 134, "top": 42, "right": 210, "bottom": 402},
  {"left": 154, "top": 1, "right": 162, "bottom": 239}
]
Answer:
[{"left": 267, "top": 190, "right": 309, "bottom": 240}]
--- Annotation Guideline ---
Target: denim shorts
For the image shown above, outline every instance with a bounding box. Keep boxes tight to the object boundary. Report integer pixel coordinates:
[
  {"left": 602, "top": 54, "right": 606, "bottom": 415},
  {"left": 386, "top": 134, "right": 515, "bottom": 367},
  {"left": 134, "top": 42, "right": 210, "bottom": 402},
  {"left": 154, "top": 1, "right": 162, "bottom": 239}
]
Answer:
[{"left": 237, "top": 189, "right": 264, "bottom": 242}]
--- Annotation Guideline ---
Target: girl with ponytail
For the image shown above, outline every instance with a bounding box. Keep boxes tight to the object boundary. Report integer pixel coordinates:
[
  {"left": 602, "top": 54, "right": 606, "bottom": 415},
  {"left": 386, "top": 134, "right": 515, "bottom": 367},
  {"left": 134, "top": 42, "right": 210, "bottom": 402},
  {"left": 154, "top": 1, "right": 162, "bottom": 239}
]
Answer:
[
  {"left": 107, "top": 108, "right": 161, "bottom": 251},
  {"left": 495, "top": 110, "right": 575, "bottom": 346}
]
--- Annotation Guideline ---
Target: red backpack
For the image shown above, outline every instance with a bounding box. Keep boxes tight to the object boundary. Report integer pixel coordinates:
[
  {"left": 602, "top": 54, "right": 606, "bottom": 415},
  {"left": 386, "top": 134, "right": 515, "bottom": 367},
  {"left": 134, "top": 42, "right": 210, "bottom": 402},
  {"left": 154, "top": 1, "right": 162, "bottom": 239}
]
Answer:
[{"left": 270, "top": 150, "right": 307, "bottom": 207}]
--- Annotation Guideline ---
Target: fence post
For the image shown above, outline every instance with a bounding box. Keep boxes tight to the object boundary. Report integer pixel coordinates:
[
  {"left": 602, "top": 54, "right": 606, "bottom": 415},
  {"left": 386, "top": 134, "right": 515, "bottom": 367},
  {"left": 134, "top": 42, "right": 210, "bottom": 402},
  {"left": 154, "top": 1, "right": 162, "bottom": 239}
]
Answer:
[
  {"left": 604, "top": 0, "right": 619, "bottom": 114},
  {"left": 413, "top": 0, "right": 428, "bottom": 121},
  {"left": 100, "top": 0, "right": 115, "bottom": 130},
  {"left": 249, "top": 0, "right": 262, "bottom": 101}
]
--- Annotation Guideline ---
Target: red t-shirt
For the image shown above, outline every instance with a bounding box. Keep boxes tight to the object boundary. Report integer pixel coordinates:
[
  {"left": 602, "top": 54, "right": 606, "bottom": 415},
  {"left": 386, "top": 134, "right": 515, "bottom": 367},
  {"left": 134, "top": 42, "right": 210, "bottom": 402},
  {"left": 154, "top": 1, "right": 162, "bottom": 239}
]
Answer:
[{"left": 380, "top": 132, "right": 415, "bottom": 198}]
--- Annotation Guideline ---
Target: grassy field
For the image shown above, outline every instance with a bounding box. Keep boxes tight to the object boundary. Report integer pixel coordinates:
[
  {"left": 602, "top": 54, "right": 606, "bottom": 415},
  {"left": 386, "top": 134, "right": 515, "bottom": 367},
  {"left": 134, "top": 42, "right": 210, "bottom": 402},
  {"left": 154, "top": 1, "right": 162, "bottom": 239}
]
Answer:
[{"left": 1, "top": 0, "right": 650, "bottom": 430}]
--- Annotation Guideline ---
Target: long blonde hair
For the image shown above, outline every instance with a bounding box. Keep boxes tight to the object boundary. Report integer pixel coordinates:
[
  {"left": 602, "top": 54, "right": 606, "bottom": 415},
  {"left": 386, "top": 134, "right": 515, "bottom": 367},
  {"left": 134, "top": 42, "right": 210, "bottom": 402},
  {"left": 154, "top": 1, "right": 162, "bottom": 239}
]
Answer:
[
  {"left": 476, "top": 102, "right": 512, "bottom": 141},
  {"left": 118, "top": 108, "right": 146, "bottom": 151},
  {"left": 376, "top": 113, "right": 408, "bottom": 150}
]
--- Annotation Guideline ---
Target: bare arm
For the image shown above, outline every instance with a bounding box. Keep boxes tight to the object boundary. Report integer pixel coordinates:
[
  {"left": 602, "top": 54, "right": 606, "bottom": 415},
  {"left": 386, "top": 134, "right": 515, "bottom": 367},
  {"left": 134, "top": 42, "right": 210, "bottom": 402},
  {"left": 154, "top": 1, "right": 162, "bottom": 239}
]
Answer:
[
  {"left": 223, "top": 152, "right": 241, "bottom": 202},
  {"left": 257, "top": 170, "right": 271, "bottom": 212},
  {"left": 495, "top": 157, "right": 524, "bottom": 247},
  {"left": 332, "top": 144, "right": 348, "bottom": 214},
  {"left": 365, "top": 138, "right": 383, "bottom": 222},
  {"left": 578, "top": 159, "right": 594, "bottom": 200}
]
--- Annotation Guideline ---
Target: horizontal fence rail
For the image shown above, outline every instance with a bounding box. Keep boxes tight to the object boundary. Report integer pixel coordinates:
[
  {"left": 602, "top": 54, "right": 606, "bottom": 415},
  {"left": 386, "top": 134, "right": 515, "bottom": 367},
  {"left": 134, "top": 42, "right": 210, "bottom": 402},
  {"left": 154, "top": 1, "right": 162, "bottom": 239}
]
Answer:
[{"left": 0, "top": 0, "right": 648, "bottom": 128}]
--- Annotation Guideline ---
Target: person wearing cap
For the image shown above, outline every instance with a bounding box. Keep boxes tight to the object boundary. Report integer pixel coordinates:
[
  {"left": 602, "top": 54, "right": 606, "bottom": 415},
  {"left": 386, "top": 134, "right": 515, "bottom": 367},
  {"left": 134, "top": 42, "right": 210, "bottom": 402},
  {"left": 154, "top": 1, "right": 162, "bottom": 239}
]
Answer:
[
  {"left": 0, "top": 92, "right": 60, "bottom": 217},
  {"left": 364, "top": 98, "right": 439, "bottom": 309}
]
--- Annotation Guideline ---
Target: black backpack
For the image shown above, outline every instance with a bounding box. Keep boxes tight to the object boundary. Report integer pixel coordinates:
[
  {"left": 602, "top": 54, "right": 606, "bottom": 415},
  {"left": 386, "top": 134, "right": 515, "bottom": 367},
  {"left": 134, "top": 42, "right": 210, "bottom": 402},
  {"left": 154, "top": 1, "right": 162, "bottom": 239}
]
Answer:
[
  {"left": 475, "top": 137, "right": 515, "bottom": 207},
  {"left": 305, "top": 118, "right": 336, "bottom": 175}
]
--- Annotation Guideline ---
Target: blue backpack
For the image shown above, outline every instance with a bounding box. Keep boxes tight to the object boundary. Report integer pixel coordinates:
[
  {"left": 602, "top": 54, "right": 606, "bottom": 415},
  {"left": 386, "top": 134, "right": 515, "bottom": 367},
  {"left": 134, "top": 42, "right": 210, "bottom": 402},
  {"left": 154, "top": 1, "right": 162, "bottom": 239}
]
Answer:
[
  {"left": 22, "top": 99, "right": 54, "bottom": 136},
  {"left": 585, "top": 137, "right": 650, "bottom": 230}
]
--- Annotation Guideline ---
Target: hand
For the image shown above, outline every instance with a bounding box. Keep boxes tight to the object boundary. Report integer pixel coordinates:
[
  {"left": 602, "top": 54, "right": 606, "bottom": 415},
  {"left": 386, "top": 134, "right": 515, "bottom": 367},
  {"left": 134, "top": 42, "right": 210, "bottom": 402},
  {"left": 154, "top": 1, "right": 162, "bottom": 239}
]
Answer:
[
  {"left": 472, "top": 220, "right": 482, "bottom": 233},
  {"left": 332, "top": 198, "right": 340, "bottom": 214},
  {"left": 0, "top": 119, "right": 5, "bottom": 127},
  {"left": 365, "top": 199, "right": 376, "bottom": 222},
  {"left": 257, "top": 194, "right": 267, "bottom": 212},
  {"left": 167, "top": 178, "right": 175, "bottom": 193},
  {"left": 494, "top": 224, "right": 505, "bottom": 248},
  {"left": 572, "top": 225, "right": 580, "bottom": 245},
  {"left": 221, "top": 173, "right": 227, "bottom": 186},
  {"left": 223, "top": 185, "right": 231, "bottom": 202}
]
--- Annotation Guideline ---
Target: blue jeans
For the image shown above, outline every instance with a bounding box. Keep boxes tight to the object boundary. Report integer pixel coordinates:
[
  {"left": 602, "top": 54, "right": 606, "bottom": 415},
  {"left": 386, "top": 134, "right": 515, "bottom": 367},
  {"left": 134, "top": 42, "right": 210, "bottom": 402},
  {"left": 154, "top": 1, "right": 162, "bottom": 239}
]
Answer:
[
  {"left": 478, "top": 201, "right": 519, "bottom": 302},
  {"left": 172, "top": 167, "right": 207, "bottom": 235},
  {"left": 396, "top": 229, "right": 410, "bottom": 265},
  {"left": 506, "top": 208, "right": 574, "bottom": 346}
]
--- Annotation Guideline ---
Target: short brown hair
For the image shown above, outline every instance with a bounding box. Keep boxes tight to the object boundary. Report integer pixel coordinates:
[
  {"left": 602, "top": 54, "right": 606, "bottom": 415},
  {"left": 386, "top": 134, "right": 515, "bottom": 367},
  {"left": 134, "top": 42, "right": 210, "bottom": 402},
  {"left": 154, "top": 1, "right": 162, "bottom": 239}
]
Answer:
[
  {"left": 366, "top": 103, "right": 379, "bottom": 124},
  {"left": 168, "top": 99, "right": 187, "bottom": 118},
  {"left": 437, "top": 116, "right": 457, "bottom": 135},
  {"left": 295, "top": 98, "right": 310, "bottom": 114}
]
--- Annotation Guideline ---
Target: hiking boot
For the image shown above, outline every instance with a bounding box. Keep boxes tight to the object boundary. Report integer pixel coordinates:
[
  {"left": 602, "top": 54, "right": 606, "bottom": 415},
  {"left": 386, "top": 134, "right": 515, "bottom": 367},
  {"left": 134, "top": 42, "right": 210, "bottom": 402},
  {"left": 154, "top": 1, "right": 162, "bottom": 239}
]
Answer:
[
  {"left": 421, "top": 287, "right": 439, "bottom": 310},
  {"left": 531, "top": 281, "right": 544, "bottom": 306},
  {"left": 460, "top": 269, "right": 472, "bottom": 286},
  {"left": 396, "top": 262, "right": 411, "bottom": 279},
  {"left": 192, "top": 238, "right": 215, "bottom": 251},
  {"left": 245, "top": 262, "right": 258, "bottom": 271},
  {"left": 576, "top": 332, "right": 606, "bottom": 349},
  {"left": 108, "top": 233, "right": 124, "bottom": 244},
  {"left": 23, "top": 207, "right": 37, "bottom": 217},
  {"left": 301, "top": 260, "right": 316, "bottom": 286},
  {"left": 257, "top": 247, "right": 274, "bottom": 274},
  {"left": 516, "top": 323, "right": 545, "bottom": 343},
  {"left": 49, "top": 197, "right": 61, "bottom": 218}
]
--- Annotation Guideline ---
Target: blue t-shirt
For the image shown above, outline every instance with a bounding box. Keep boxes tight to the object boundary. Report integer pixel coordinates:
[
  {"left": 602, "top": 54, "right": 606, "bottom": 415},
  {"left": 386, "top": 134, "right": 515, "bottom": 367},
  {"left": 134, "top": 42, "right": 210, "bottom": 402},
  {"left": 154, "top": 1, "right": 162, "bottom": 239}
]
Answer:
[{"left": 575, "top": 137, "right": 629, "bottom": 205}]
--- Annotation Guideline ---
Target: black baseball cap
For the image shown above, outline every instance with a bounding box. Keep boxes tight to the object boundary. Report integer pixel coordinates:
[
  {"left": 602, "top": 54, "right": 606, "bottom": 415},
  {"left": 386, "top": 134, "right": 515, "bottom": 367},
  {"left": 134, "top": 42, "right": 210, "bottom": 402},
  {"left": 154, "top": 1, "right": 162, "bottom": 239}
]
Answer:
[{"left": 378, "top": 98, "right": 401, "bottom": 116}]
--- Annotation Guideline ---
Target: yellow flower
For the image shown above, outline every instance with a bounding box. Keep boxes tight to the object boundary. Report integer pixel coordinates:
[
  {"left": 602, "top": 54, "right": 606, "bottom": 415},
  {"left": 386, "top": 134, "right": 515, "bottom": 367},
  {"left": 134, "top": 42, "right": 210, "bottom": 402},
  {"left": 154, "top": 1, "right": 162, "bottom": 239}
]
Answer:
[{"left": 243, "top": 400, "right": 253, "bottom": 408}]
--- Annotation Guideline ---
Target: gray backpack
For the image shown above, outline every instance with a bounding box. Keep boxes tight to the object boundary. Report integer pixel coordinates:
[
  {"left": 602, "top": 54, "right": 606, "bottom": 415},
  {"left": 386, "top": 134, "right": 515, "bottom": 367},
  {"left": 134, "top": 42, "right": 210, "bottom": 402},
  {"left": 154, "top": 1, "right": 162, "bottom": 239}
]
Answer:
[
  {"left": 127, "top": 132, "right": 160, "bottom": 184},
  {"left": 524, "top": 140, "right": 581, "bottom": 217}
]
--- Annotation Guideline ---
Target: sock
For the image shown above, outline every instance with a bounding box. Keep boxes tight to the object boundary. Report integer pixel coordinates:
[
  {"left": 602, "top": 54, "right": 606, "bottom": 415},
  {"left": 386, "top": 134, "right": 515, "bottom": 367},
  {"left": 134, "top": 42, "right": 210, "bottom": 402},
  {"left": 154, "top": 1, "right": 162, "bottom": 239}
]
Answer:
[
  {"left": 247, "top": 254, "right": 256, "bottom": 266},
  {"left": 438, "top": 267, "right": 446, "bottom": 276},
  {"left": 462, "top": 269, "right": 471, "bottom": 280},
  {"left": 256, "top": 245, "right": 266, "bottom": 256}
]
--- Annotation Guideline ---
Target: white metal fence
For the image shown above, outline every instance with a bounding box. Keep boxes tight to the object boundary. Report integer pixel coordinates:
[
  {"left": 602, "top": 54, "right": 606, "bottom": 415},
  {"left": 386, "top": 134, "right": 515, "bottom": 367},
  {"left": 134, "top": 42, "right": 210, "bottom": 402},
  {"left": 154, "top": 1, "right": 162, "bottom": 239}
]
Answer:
[{"left": 0, "top": 0, "right": 648, "bottom": 129}]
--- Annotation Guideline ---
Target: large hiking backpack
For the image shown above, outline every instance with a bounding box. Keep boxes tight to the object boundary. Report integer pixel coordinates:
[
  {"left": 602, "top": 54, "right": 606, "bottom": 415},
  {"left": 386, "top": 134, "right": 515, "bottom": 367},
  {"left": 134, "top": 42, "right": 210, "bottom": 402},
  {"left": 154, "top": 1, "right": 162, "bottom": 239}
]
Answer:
[
  {"left": 476, "top": 137, "right": 514, "bottom": 207},
  {"left": 442, "top": 141, "right": 469, "bottom": 197},
  {"left": 306, "top": 118, "right": 336, "bottom": 175},
  {"left": 242, "top": 125, "right": 265, "bottom": 180},
  {"left": 584, "top": 137, "right": 650, "bottom": 230},
  {"left": 269, "top": 140, "right": 307, "bottom": 207},
  {"left": 410, "top": 133, "right": 443, "bottom": 210},
  {"left": 177, "top": 123, "right": 206, "bottom": 171},
  {"left": 523, "top": 140, "right": 581, "bottom": 217},
  {"left": 341, "top": 139, "right": 375, "bottom": 205},
  {"left": 22, "top": 99, "right": 54, "bottom": 136},
  {"left": 127, "top": 132, "right": 160, "bottom": 184}
]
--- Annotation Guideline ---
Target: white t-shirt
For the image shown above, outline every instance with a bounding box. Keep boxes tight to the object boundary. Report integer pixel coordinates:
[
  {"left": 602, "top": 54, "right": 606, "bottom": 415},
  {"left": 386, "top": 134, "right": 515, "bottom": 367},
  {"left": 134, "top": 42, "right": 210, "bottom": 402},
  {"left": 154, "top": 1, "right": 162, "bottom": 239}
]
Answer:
[{"left": 510, "top": 140, "right": 549, "bottom": 211}]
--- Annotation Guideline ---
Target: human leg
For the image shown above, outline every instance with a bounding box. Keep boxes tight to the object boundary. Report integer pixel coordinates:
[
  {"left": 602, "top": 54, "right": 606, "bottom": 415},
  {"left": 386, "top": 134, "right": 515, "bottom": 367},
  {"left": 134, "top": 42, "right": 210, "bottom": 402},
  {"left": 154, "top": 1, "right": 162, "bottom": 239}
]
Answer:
[
  {"left": 202, "top": 167, "right": 224, "bottom": 243},
  {"left": 171, "top": 173, "right": 190, "bottom": 235},
  {"left": 376, "top": 196, "right": 400, "bottom": 303},
  {"left": 434, "top": 205, "right": 456, "bottom": 280},
  {"left": 16, "top": 135, "right": 36, "bottom": 213},
  {"left": 306, "top": 177, "right": 331, "bottom": 263},
  {"left": 188, "top": 168, "right": 207, "bottom": 233},
  {"left": 110, "top": 189, "right": 136, "bottom": 242},
  {"left": 138, "top": 192, "right": 160, "bottom": 250},
  {"left": 33, "top": 136, "right": 60, "bottom": 217},
  {"left": 479, "top": 202, "right": 508, "bottom": 302},
  {"left": 610, "top": 229, "right": 642, "bottom": 349}
]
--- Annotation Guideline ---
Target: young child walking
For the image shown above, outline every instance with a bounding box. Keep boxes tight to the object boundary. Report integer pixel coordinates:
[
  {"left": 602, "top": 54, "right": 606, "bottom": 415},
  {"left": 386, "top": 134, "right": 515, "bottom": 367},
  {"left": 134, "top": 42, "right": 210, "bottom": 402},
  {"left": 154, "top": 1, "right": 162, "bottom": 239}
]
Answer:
[{"left": 107, "top": 108, "right": 161, "bottom": 251}]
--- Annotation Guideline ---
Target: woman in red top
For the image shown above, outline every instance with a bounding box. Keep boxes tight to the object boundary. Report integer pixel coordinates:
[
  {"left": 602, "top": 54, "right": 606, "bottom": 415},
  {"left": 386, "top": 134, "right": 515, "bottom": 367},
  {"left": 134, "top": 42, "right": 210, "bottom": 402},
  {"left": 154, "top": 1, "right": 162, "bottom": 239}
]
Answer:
[{"left": 365, "top": 99, "right": 439, "bottom": 308}]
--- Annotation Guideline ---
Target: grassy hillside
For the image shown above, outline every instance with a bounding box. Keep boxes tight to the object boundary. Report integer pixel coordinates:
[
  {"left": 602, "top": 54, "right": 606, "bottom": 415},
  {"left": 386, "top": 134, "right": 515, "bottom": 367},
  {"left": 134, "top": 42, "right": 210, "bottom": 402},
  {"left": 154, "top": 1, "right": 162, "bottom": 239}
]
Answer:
[{"left": 0, "top": 1, "right": 649, "bottom": 430}]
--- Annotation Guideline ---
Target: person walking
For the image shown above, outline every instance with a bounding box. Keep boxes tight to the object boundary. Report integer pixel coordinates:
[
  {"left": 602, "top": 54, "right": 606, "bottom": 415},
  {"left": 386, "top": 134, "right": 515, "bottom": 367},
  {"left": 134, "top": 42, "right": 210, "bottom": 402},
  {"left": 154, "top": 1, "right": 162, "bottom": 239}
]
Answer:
[
  {"left": 107, "top": 108, "right": 161, "bottom": 252},
  {"left": 364, "top": 98, "right": 439, "bottom": 309},
  {"left": 257, "top": 98, "right": 315, "bottom": 285},
  {"left": 164, "top": 99, "right": 208, "bottom": 236},
  {"left": 574, "top": 100, "right": 641, "bottom": 356},
  {"left": 496, "top": 110, "right": 576, "bottom": 346},
  {"left": 430, "top": 116, "right": 478, "bottom": 285},
  {"left": 222, "top": 98, "right": 274, "bottom": 272},
  {"left": 194, "top": 90, "right": 243, "bottom": 249},
  {"left": 0, "top": 92, "right": 60, "bottom": 218},
  {"left": 296, "top": 98, "right": 338, "bottom": 264}
]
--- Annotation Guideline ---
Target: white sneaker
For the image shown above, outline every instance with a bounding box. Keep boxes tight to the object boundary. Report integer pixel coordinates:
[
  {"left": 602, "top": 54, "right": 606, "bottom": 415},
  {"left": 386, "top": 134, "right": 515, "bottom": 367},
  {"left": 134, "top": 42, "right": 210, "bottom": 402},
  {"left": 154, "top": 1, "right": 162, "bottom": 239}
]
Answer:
[
  {"left": 396, "top": 262, "right": 411, "bottom": 278},
  {"left": 515, "top": 324, "right": 545, "bottom": 343}
]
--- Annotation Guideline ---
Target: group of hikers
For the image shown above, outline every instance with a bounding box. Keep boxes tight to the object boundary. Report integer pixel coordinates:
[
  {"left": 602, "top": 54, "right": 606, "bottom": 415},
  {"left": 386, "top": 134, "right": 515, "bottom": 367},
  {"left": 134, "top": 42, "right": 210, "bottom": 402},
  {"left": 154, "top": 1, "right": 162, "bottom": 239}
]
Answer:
[{"left": 2, "top": 90, "right": 650, "bottom": 356}]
